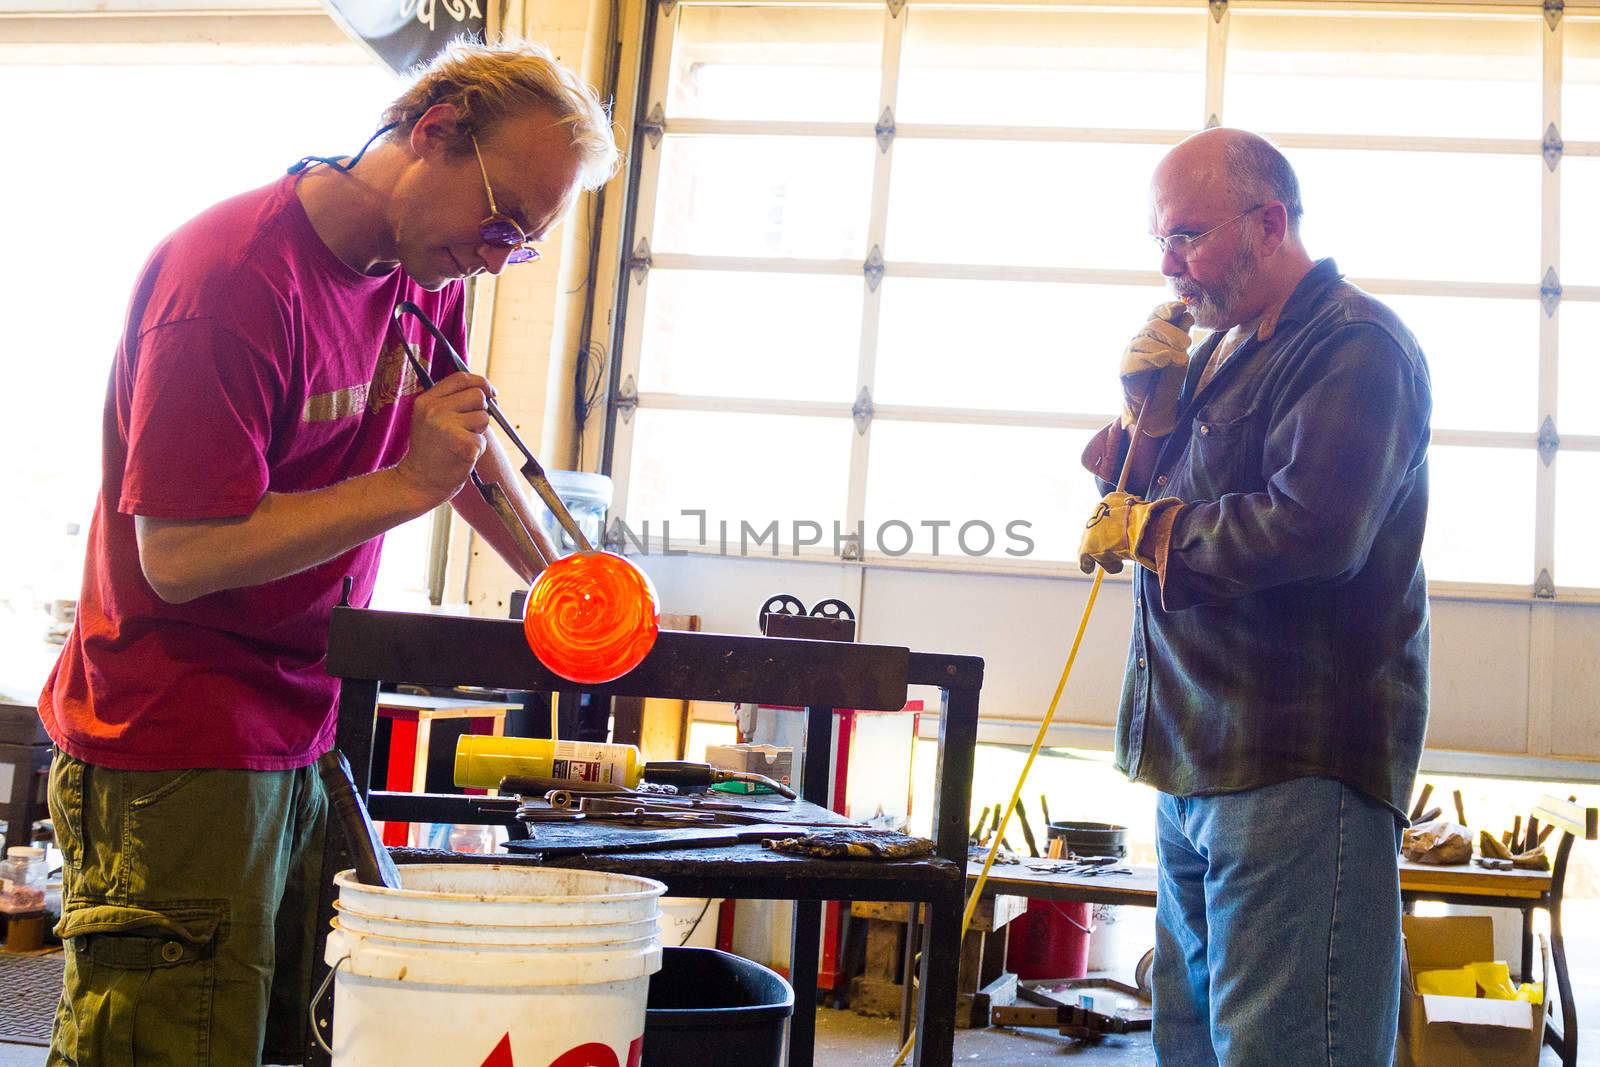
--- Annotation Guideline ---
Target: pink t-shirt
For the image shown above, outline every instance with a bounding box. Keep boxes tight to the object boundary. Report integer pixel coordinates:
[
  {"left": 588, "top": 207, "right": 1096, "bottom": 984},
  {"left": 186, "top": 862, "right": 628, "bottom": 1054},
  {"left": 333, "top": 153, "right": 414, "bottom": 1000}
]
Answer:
[{"left": 39, "top": 174, "right": 465, "bottom": 771}]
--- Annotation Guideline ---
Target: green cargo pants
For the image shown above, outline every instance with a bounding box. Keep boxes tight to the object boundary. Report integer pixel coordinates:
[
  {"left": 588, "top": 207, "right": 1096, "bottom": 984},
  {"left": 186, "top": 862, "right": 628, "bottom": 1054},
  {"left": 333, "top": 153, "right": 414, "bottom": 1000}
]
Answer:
[{"left": 46, "top": 750, "right": 327, "bottom": 1066}]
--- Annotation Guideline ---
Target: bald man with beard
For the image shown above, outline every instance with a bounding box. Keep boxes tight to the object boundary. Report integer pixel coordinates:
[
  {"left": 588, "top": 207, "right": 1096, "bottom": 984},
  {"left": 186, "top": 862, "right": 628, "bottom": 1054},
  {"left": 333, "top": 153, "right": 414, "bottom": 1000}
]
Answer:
[{"left": 1077, "top": 128, "right": 1432, "bottom": 1065}]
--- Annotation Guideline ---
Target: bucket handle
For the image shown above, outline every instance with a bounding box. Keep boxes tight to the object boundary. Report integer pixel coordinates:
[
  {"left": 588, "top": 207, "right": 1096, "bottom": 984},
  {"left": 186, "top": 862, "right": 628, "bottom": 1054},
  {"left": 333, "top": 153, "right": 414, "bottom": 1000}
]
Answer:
[
  {"left": 309, "top": 954, "right": 350, "bottom": 1056},
  {"left": 1042, "top": 901, "right": 1095, "bottom": 935}
]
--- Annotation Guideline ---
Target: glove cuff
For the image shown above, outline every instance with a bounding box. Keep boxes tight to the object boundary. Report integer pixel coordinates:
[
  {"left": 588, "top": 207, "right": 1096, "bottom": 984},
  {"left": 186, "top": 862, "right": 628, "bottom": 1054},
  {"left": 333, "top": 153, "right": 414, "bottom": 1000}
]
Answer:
[{"left": 1130, "top": 496, "right": 1184, "bottom": 571}]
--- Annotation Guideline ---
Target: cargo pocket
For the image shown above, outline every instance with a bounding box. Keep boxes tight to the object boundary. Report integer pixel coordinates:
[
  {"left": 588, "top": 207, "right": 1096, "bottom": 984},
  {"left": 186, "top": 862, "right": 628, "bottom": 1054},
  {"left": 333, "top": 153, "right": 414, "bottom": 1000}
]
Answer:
[
  {"left": 47, "top": 752, "right": 86, "bottom": 875},
  {"left": 54, "top": 903, "right": 226, "bottom": 1067}
]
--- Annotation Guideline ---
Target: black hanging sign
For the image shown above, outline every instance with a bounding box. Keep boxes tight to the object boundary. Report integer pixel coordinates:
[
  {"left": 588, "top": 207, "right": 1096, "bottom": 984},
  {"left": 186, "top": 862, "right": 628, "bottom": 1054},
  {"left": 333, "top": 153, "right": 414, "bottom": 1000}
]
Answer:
[{"left": 321, "top": 0, "right": 487, "bottom": 77}]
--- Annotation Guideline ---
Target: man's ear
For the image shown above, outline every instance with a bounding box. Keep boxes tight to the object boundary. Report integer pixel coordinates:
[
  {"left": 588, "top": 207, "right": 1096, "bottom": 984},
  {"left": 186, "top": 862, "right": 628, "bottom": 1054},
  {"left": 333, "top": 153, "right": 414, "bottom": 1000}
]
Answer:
[
  {"left": 1258, "top": 201, "right": 1290, "bottom": 257},
  {"left": 408, "top": 103, "right": 462, "bottom": 160}
]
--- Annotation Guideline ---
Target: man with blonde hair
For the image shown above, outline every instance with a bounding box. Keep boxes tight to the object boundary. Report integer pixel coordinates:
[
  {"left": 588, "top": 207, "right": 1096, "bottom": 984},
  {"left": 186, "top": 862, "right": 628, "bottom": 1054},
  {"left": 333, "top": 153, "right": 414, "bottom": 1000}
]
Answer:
[{"left": 39, "top": 39, "right": 617, "bottom": 1063}]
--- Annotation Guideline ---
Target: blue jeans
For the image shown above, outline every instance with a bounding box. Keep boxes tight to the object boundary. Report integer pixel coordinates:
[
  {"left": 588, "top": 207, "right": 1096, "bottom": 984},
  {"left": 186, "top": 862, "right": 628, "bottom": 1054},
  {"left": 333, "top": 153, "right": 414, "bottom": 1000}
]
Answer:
[{"left": 1153, "top": 776, "right": 1404, "bottom": 1067}]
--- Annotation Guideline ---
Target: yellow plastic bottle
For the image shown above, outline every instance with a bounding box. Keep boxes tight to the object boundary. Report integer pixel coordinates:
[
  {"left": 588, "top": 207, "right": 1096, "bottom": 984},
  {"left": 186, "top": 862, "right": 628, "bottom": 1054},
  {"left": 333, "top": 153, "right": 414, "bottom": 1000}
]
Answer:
[{"left": 453, "top": 735, "right": 643, "bottom": 790}]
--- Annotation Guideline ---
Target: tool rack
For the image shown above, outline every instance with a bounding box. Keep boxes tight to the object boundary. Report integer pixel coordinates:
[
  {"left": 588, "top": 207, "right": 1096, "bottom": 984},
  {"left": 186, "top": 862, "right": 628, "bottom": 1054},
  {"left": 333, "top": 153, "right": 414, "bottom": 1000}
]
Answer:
[{"left": 304, "top": 604, "right": 984, "bottom": 1067}]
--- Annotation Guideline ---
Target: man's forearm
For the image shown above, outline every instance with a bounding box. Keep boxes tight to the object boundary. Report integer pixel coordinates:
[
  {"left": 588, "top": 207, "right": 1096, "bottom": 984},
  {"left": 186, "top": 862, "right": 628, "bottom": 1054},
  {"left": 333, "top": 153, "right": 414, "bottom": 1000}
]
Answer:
[{"left": 135, "top": 467, "right": 436, "bottom": 604}]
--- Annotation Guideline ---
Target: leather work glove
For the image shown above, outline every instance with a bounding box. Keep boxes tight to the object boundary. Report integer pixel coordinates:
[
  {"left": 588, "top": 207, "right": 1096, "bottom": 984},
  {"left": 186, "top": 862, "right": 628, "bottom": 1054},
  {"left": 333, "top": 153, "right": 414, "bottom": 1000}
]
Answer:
[
  {"left": 1120, "top": 300, "right": 1195, "bottom": 437},
  {"left": 1078, "top": 491, "right": 1184, "bottom": 576}
]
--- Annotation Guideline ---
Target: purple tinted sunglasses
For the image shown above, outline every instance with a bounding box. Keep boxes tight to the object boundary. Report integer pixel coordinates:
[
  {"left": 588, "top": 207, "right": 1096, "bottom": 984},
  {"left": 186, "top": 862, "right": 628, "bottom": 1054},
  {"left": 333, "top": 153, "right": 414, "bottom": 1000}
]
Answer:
[{"left": 470, "top": 133, "right": 540, "bottom": 264}]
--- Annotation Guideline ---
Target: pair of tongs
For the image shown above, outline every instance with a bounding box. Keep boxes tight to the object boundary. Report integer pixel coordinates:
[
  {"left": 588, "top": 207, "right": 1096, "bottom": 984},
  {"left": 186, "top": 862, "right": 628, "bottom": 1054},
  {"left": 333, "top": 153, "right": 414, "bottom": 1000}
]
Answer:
[{"left": 391, "top": 302, "right": 596, "bottom": 573}]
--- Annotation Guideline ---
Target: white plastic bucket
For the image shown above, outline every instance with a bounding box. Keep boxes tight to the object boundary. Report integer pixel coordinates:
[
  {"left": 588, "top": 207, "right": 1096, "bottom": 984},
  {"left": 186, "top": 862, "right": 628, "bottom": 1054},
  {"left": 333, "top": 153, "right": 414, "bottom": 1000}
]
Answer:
[
  {"left": 660, "top": 897, "right": 723, "bottom": 949},
  {"left": 319, "top": 864, "right": 666, "bottom": 1066}
]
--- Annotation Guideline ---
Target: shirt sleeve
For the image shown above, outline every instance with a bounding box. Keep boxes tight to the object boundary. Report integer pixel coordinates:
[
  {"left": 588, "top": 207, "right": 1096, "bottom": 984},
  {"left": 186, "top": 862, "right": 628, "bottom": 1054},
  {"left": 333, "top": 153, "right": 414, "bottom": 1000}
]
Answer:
[
  {"left": 119, "top": 317, "right": 284, "bottom": 520},
  {"left": 1158, "top": 322, "right": 1431, "bottom": 610}
]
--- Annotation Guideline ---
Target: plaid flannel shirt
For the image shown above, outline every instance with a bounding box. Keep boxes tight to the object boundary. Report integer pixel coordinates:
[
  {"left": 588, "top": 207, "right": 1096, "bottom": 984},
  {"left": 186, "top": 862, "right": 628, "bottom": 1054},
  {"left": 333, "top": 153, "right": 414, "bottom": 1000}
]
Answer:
[{"left": 1082, "top": 259, "right": 1432, "bottom": 816}]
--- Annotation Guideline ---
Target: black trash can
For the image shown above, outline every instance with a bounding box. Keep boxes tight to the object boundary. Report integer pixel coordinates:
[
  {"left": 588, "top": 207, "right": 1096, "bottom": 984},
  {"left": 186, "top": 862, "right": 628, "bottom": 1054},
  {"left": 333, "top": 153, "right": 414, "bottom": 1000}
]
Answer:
[
  {"left": 644, "top": 947, "right": 794, "bottom": 1067},
  {"left": 1045, "top": 820, "right": 1128, "bottom": 859}
]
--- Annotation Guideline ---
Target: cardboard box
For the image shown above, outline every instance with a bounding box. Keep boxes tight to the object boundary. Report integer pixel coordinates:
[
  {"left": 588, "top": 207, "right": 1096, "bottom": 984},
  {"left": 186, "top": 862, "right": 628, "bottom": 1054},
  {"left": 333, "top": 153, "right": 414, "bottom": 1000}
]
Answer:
[
  {"left": 704, "top": 743, "right": 793, "bottom": 786},
  {"left": 1398, "top": 915, "right": 1551, "bottom": 1067}
]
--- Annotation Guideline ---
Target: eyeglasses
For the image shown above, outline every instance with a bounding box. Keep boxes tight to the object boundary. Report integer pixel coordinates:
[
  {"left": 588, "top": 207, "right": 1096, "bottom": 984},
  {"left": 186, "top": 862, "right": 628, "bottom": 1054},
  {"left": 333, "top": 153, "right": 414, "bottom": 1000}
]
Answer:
[
  {"left": 1152, "top": 203, "right": 1265, "bottom": 258},
  {"left": 470, "top": 133, "right": 541, "bottom": 264}
]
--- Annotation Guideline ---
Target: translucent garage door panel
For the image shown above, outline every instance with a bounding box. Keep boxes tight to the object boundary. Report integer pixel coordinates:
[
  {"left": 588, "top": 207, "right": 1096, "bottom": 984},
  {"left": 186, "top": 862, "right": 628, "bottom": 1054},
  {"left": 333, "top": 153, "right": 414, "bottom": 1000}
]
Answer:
[
  {"left": 636, "top": 270, "right": 861, "bottom": 403},
  {"left": 1557, "top": 451, "right": 1600, "bottom": 591},
  {"left": 887, "top": 140, "right": 1168, "bottom": 271},
  {"left": 874, "top": 277, "right": 1167, "bottom": 416},
  {"left": 1294, "top": 150, "right": 1539, "bottom": 285},
  {"left": 652, "top": 136, "right": 875, "bottom": 260},
  {"left": 864, "top": 421, "right": 1101, "bottom": 563},
  {"left": 1560, "top": 302, "right": 1600, "bottom": 437},
  {"left": 1561, "top": 158, "right": 1600, "bottom": 289},
  {"left": 1226, "top": 12, "right": 1541, "bottom": 139},
  {"left": 1381, "top": 294, "right": 1538, "bottom": 434},
  {"left": 623, "top": 409, "right": 853, "bottom": 551},
  {"left": 1422, "top": 446, "right": 1536, "bottom": 586},
  {"left": 667, "top": 6, "right": 884, "bottom": 123},
  {"left": 898, "top": 7, "right": 1206, "bottom": 130},
  {"left": 1564, "top": 18, "right": 1600, "bottom": 142}
]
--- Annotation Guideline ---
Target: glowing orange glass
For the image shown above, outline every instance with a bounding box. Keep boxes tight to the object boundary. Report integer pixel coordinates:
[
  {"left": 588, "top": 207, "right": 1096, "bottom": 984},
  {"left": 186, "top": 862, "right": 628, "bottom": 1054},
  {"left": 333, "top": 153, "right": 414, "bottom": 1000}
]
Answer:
[{"left": 523, "top": 552, "right": 661, "bottom": 684}]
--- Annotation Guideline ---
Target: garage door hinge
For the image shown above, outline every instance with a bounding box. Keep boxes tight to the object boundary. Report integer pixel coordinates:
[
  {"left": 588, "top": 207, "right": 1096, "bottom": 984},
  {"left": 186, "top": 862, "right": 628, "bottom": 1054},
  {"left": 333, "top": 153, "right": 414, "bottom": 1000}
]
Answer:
[
  {"left": 641, "top": 103, "right": 665, "bottom": 150},
  {"left": 864, "top": 245, "right": 886, "bottom": 292},
  {"left": 1210, "top": 0, "right": 1227, "bottom": 23},
  {"left": 1541, "top": 267, "right": 1562, "bottom": 318},
  {"left": 1538, "top": 415, "right": 1560, "bottom": 466},
  {"left": 1544, "top": 123, "right": 1564, "bottom": 171},
  {"left": 615, "top": 374, "right": 638, "bottom": 424},
  {"left": 876, "top": 107, "right": 896, "bottom": 153},
  {"left": 853, "top": 386, "right": 875, "bottom": 435},
  {"left": 1535, "top": 569, "right": 1556, "bottom": 599},
  {"left": 840, "top": 531, "right": 863, "bottom": 561},
  {"left": 1545, "top": 0, "right": 1563, "bottom": 30},
  {"left": 628, "top": 239, "right": 652, "bottom": 286}
]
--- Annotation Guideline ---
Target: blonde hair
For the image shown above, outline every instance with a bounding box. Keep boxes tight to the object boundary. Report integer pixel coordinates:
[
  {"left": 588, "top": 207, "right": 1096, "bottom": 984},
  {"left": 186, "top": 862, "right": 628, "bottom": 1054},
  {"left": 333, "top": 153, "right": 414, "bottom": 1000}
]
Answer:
[{"left": 382, "top": 37, "right": 620, "bottom": 190}]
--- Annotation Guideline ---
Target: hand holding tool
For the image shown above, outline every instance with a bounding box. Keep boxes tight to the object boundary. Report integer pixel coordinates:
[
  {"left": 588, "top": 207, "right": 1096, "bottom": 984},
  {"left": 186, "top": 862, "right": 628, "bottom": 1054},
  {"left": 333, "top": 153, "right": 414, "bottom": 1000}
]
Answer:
[
  {"left": 1119, "top": 300, "right": 1194, "bottom": 437},
  {"left": 396, "top": 301, "right": 591, "bottom": 550},
  {"left": 1077, "top": 491, "right": 1183, "bottom": 575},
  {"left": 393, "top": 327, "right": 554, "bottom": 577}
]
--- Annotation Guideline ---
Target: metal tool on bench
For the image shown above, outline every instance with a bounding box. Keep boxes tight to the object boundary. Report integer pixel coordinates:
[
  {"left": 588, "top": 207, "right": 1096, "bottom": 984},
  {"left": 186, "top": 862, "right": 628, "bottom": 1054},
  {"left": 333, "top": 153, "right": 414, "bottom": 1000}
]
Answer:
[{"left": 563, "top": 793, "right": 863, "bottom": 829}]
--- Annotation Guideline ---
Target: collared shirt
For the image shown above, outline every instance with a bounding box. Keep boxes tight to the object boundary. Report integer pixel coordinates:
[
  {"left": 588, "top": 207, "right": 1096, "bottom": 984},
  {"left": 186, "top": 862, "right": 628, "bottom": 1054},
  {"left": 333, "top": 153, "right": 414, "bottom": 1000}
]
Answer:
[{"left": 1082, "top": 259, "right": 1432, "bottom": 816}]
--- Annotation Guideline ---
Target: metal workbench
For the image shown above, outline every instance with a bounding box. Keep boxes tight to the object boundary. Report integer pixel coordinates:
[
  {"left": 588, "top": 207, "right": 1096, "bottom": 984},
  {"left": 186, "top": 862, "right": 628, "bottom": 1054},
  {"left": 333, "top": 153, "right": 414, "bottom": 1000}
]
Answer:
[{"left": 304, "top": 604, "right": 983, "bottom": 1067}]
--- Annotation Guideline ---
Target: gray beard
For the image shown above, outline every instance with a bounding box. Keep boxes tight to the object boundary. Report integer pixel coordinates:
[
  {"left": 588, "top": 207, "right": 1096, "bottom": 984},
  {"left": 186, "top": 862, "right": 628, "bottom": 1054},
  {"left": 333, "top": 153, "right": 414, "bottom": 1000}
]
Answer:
[{"left": 1188, "top": 242, "right": 1258, "bottom": 331}]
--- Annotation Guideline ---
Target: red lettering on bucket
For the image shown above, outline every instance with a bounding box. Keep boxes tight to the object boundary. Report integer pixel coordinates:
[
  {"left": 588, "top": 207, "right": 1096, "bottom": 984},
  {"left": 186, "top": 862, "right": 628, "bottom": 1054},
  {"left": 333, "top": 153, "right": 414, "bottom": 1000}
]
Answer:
[
  {"left": 481, "top": 1034, "right": 515, "bottom": 1067},
  {"left": 548, "top": 1042, "right": 620, "bottom": 1067},
  {"left": 476, "top": 1035, "right": 641, "bottom": 1067}
]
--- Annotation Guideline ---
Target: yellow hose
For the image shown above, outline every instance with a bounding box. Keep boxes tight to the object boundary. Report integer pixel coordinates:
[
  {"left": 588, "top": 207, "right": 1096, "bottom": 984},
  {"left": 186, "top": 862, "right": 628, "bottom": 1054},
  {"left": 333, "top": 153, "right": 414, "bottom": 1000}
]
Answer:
[
  {"left": 889, "top": 565, "right": 1109, "bottom": 1066},
  {"left": 890, "top": 389, "right": 1161, "bottom": 1065}
]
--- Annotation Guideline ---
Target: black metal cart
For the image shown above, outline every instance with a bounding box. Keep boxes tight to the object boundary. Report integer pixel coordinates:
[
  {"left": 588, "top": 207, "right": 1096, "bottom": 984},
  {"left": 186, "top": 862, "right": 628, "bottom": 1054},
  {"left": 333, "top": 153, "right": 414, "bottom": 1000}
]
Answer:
[{"left": 305, "top": 605, "right": 983, "bottom": 1067}]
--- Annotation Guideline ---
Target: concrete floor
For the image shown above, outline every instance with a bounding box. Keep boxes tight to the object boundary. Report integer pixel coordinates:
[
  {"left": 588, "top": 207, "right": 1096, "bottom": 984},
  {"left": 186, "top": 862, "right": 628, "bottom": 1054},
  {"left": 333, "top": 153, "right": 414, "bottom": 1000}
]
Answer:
[{"left": 815, "top": 1007, "right": 1157, "bottom": 1064}]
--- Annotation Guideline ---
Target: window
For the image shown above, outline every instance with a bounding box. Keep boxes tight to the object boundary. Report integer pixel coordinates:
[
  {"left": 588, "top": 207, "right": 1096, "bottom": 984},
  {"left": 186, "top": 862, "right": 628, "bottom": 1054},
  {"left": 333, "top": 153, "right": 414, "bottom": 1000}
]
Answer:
[
  {"left": 0, "top": 14, "right": 431, "bottom": 700},
  {"left": 611, "top": 0, "right": 1600, "bottom": 595}
]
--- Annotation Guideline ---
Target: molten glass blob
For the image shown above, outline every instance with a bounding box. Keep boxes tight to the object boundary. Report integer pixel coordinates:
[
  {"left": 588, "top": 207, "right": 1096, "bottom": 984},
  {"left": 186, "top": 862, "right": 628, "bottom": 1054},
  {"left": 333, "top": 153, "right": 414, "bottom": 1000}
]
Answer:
[{"left": 523, "top": 551, "right": 660, "bottom": 684}]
